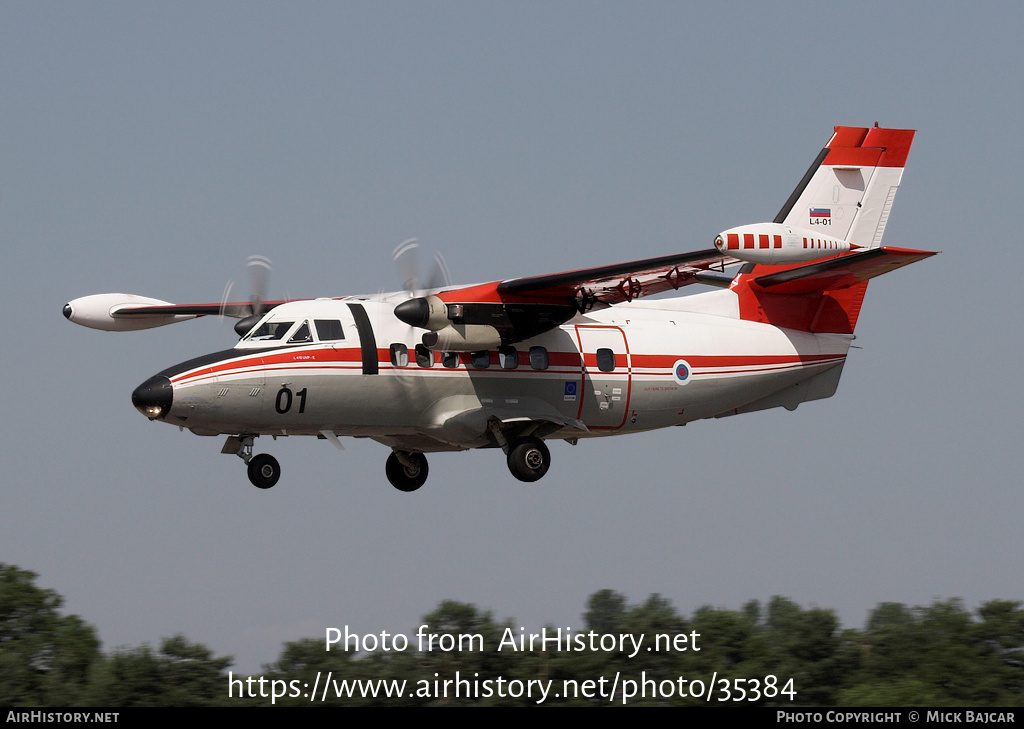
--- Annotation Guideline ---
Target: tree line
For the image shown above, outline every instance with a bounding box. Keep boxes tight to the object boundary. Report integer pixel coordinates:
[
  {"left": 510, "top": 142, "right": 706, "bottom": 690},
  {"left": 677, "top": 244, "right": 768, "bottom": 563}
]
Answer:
[{"left": 1, "top": 563, "right": 1021, "bottom": 706}]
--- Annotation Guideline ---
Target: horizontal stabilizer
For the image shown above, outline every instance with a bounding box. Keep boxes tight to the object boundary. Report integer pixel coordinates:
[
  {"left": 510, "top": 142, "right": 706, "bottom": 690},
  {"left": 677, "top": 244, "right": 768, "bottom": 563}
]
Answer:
[{"left": 752, "top": 247, "right": 937, "bottom": 294}]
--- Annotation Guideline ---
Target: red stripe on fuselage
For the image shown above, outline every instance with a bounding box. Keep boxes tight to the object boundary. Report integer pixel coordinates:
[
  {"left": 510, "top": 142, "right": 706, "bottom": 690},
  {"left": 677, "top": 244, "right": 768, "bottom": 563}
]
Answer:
[
  {"left": 171, "top": 347, "right": 363, "bottom": 384},
  {"left": 171, "top": 347, "right": 844, "bottom": 385}
]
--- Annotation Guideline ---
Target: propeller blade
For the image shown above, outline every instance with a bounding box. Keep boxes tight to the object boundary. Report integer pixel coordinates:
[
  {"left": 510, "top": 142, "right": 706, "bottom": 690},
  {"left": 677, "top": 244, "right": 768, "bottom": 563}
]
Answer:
[
  {"left": 424, "top": 251, "right": 451, "bottom": 292},
  {"left": 247, "top": 255, "right": 272, "bottom": 315},
  {"left": 219, "top": 280, "right": 235, "bottom": 318},
  {"left": 392, "top": 239, "right": 420, "bottom": 294}
]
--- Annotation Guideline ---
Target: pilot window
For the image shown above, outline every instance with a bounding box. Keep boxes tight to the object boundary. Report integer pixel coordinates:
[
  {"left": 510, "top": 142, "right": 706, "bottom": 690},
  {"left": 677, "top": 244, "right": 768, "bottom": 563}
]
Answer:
[
  {"left": 247, "top": 321, "right": 294, "bottom": 341},
  {"left": 471, "top": 351, "right": 490, "bottom": 369},
  {"left": 529, "top": 346, "right": 549, "bottom": 371},
  {"left": 415, "top": 344, "right": 434, "bottom": 368},
  {"left": 596, "top": 348, "right": 616, "bottom": 372},
  {"left": 314, "top": 320, "right": 345, "bottom": 341},
  {"left": 442, "top": 351, "right": 460, "bottom": 369},
  {"left": 498, "top": 346, "right": 518, "bottom": 370},
  {"left": 288, "top": 321, "right": 312, "bottom": 344},
  {"left": 390, "top": 343, "right": 409, "bottom": 367}
]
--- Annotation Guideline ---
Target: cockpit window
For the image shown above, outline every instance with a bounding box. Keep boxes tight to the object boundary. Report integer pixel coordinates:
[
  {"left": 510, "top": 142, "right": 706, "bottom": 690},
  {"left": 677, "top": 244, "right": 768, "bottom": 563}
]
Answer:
[
  {"left": 245, "top": 321, "right": 295, "bottom": 341},
  {"left": 288, "top": 321, "right": 312, "bottom": 344},
  {"left": 315, "top": 320, "right": 345, "bottom": 341}
]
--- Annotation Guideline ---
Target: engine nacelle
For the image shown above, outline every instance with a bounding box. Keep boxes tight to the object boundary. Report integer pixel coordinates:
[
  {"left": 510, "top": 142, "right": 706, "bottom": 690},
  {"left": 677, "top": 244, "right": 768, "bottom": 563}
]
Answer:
[
  {"left": 62, "top": 294, "right": 196, "bottom": 331},
  {"left": 715, "top": 223, "right": 853, "bottom": 264},
  {"left": 421, "top": 324, "right": 503, "bottom": 352}
]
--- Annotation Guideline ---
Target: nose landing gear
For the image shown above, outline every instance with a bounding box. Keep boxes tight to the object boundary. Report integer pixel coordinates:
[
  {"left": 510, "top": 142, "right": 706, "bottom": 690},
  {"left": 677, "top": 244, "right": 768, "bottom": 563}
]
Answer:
[
  {"left": 247, "top": 453, "right": 281, "bottom": 489},
  {"left": 223, "top": 435, "right": 281, "bottom": 489}
]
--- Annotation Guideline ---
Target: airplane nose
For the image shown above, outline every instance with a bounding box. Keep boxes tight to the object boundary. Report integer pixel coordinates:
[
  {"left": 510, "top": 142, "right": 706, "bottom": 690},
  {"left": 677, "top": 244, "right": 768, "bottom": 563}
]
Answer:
[
  {"left": 132, "top": 375, "right": 173, "bottom": 420},
  {"left": 63, "top": 303, "right": 73, "bottom": 320}
]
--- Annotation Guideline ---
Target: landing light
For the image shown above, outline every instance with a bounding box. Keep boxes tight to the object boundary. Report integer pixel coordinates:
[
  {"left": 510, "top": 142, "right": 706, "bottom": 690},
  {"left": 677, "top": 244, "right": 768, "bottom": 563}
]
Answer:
[{"left": 145, "top": 405, "right": 163, "bottom": 419}]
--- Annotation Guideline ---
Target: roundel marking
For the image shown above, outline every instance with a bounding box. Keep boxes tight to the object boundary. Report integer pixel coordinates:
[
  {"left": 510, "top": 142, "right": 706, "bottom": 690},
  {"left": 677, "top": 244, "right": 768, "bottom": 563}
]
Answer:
[{"left": 673, "top": 359, "right": 692, "bottom": 386}]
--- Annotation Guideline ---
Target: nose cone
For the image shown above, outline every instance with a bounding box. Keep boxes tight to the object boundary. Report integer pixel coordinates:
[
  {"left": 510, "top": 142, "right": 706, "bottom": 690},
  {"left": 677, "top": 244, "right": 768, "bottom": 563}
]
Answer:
[
  {"left": 132, "top": 375, "right": 173, "bottom": 420},
  {"left": 63, "top": 303, "right": 73, "bottom": 320}
]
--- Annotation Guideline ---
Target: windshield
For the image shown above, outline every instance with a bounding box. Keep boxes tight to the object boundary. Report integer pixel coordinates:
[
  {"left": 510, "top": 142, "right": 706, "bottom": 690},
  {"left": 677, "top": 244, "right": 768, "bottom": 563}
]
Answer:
[{"left": 244, "top": 320, "right": 295, "bottom": 342}]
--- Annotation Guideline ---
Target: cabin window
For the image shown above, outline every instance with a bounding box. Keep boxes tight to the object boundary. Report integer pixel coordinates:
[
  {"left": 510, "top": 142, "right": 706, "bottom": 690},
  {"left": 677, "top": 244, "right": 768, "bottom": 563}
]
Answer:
[
  {"left": 471, "top": 351, "right": 490, "bottom": 369},
  {"left": 288, "top": 321, "right": 312, "bottom": 344},
  {"left": 247, "top": 321, "right": 294, "bottom": 341},
  {"left": 390, "top": 343, "right": 409, "bottom": 367},
  {"left": 442, "top": 351, "right": 460, "bottom": 369},
  {"left": 315, "top": 319, "right": 345, "bottom": 341},
  {"left": 529, "top": 346, "right": 549, "bottom": 370},
  {"left": 498, "top": 346, "right": 518, "bottom": 370},
  {"left": 596, "top": 348, "right": 616, "bottom": 372},
  {"left": 415, "top": 344, "right": 434, "bottom": 368}
]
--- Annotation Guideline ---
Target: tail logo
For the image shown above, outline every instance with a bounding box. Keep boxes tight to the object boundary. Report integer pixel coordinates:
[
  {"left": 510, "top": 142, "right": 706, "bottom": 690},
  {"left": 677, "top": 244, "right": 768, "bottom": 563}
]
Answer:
[{"left": 809, "top": 208, "right": 832, "bottom": 226}]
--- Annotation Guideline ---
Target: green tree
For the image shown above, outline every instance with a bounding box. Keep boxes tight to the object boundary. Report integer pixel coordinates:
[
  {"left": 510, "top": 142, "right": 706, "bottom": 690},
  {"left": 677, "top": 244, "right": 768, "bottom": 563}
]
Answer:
[
  {"left": 973, "top": 600, "right": 1024, "bottom": 704},
  {"left": 0, "top": 563, "right": 101, "bottom": 706},
  {"left": 417, "top": 600, "right": 519, "bottom": 705},
  {"left": 92, "top": 635, "right": 232, "bottom": 706},
  {"left": 584, "top": 589, "right": 628, "bottom": 634},
  {"left": 764, "top": 596, "right": 855, "bottom": 705}
]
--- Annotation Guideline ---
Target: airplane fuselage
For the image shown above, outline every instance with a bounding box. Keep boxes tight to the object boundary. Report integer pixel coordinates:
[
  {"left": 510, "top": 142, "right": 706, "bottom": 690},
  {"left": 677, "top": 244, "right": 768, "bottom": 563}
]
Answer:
[{"left": 134, "top": 295, "right": 852, "bottom": 455}]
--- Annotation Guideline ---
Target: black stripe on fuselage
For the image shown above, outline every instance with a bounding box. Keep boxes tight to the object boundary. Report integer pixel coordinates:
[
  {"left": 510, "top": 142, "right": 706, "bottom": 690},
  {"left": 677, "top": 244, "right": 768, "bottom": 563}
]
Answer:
[
  {"left": 155, "top": 346, "right": 290, "bottom": 380},
  {"left": 346, "top": 303, "right": 378, "bottom": 375},
  {"left": 774, "top": 147, "right": 830, "bottom": 224}
]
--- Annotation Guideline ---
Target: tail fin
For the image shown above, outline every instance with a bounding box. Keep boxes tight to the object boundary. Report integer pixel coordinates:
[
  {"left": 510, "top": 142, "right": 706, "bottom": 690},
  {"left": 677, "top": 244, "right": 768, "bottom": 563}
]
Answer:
[
  {"left": 730, "top": 125, "right": 934, "bottom": 334},
  {"left": 775, "top": 126, "right": 914, "bottom": 249}
]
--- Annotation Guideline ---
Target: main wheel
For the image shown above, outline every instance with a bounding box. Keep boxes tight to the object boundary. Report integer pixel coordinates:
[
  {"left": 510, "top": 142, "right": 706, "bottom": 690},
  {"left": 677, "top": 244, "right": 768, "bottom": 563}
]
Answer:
[
  {"left": 507, "top": 437, "right": 550, "bottom": 482},
  {"left": 247, "top": 453, "right": 281, "bottom": 489},
  {"left": 386, "top": 452, "right": 429, "bottom": 492}
]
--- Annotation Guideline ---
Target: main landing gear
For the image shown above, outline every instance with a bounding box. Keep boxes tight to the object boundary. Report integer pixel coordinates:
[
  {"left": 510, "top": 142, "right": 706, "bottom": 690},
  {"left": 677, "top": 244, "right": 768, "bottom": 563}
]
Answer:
[
  {"left": 485, "top": 418, "right": 552, "bottom": 484},
  {"left": 386, "top": 451, "right": 429, "bottom": 492},
  {"left": 383, "top": 436, "right": 551, "bottom": 493},
  {"left": 506, "top": 436, "right": 551, "bottom": 482}
]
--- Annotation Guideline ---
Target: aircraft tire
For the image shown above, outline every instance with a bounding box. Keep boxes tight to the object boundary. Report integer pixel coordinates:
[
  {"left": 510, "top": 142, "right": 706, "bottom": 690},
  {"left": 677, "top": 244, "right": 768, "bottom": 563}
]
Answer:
[
  {"left": 507, "top": 437, "right": 550, "bottom": 482},
  {"left": 247, "top": 453, "right": 281, "bottom": 489},
  {"left": 386, "top": 452, "right": 428, "bottom": 492}
]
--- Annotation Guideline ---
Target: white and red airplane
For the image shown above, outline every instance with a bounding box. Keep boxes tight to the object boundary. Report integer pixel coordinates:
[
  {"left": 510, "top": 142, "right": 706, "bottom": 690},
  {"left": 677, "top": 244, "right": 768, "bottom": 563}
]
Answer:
[{"left": 64, "top": 126, "right": 935, "bottom": 492}]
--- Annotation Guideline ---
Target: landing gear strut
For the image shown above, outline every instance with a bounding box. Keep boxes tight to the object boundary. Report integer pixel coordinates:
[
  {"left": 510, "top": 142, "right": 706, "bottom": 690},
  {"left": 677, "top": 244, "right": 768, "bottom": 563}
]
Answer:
[
  {"left": 223, "top": 435, "right": 282, "bottom": 489},
  {"left": 386, "top": 451, "right": 428, "bottom": 492},
  {"left": 506, "top": 436, "right": 550, "bottom": 482}
]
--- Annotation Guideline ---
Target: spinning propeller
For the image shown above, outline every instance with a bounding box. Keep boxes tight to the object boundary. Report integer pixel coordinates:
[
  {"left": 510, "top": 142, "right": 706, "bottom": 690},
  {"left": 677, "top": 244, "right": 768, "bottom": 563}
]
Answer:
[
  {"left": 224, "top": 255, "right": 275, "bottom": 337},
  {"left": 391, "top": 239, "right": 452, "bottom": 332}
]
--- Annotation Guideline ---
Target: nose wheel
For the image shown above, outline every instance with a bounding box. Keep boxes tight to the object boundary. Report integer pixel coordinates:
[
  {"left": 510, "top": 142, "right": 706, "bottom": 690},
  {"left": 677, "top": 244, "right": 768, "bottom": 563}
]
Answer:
[
  {"left": 223, "top": 436, "right": 282, "bottom": 489},
  {"left": 386, "top": 451, "right": 429, "bottom": 492},
  {"left": 247, "top": 453, "right": 281, "bottom": 489}
]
